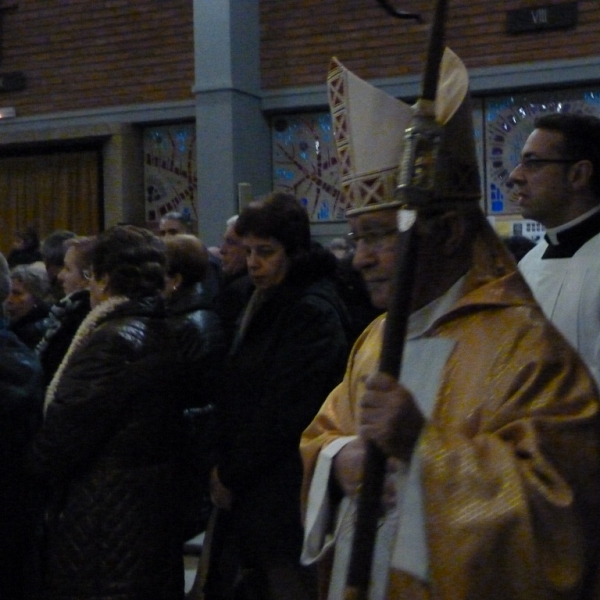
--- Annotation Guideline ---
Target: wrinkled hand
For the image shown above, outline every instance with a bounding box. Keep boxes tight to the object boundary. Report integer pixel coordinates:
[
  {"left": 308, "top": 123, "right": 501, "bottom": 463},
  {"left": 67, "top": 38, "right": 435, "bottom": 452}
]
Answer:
[
  {"left": 359, "top": 372, "right": 424, "bottom": 461},
  {"left": 332, "top": 437, "right": 402, "bottom": 514},
  {"left": 210, "top": 466, "right": 233, "bottom": 510},
  {"left": 332, "top": 437, "right": 366, "bottom": 499}
]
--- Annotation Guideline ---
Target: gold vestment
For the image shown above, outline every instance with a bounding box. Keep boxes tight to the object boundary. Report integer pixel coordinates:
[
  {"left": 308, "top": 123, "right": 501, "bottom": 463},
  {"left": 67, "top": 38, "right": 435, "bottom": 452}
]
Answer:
[{"left": 301, "top": 228, "right": 600, "bottom": 600}]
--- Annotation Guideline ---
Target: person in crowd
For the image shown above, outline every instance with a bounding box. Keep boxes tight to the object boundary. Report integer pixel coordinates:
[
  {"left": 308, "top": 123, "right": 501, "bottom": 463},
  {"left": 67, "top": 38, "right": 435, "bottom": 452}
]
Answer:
[
  {"left": 214, "top": 215, "right": 253, "bottom": 346},
  {"left": 159, "top": 210, "right": 222, "bottom": 303},
  {"left": 220, "top": 215, "right": 246, "bottom": 283},
  {"left": 0, "top": 252, "right": 44, "bottom": 600},
  {"left": 30, "top": 225, "right": 188, "bottom": 600},
  {"left": 207, "top": 193, "right": 350, "bottom": 600},
  {"left": 301, "top": 50, "right": 600, "bottom": 600},
  {"left": 508, "top": 112, "right": 600, "bottom": 384},
  {"left": 7, "top": 225, "right": 43, "bottom": 268},
  {"left": 159, "top": 210, "right": 194, "bottom": 237},
  {"left": 163, "top": 234, "right": 225, "bottom": 387},
  {"left": 40, "top": 230, "right": 77, "bottom": 302},
  {"left": 6, "top": 263, "right": 51, "bottom": 349},
  {"left": 163, "top": 234, "right": 226, "bottom": 539},
  {"left": 36, "top": 236, "right": 94, "bottom": 387}
]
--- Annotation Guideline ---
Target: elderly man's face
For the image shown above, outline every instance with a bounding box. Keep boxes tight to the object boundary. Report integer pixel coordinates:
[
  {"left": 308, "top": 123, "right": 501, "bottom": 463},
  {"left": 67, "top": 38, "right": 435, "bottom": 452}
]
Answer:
[
  {"left": 350, "top": 209, "right": 399, "bottom": 310},
  {"left": 220, "top": 224, "right": 246, "bottom": 277}
]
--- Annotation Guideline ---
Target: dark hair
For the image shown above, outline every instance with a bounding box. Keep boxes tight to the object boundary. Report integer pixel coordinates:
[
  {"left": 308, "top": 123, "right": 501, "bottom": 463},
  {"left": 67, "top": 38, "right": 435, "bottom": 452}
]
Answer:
[
  {"left": 534, "top": 113, "right": 600, "bottom": 198},
  {"left": 41, "top": 230, "right": 77, "bottom": 267},
  {"left": 164, "top": 234, "right": 208, "bottom": 288},
  {"left": 18, "top": 226, "right": 40, "bottom": 251},
  {"left": 235, "top": 192, "right": 311, "bottom": 257},
  {"left": 91, "top": 226, "right": 166, "bottom": 298}
]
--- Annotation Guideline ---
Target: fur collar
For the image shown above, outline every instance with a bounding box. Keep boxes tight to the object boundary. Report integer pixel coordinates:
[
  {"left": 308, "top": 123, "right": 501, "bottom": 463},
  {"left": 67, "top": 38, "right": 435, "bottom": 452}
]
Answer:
[{"left": 44, "top": 296, "right": 129, "bottom": 412}]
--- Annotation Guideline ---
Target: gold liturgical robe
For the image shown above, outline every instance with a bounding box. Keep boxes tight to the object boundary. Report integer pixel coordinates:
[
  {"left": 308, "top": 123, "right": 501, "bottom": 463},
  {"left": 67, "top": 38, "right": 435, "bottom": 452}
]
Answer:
[{"left": 301, "top": 228, "right": 600, "bottom": 600}]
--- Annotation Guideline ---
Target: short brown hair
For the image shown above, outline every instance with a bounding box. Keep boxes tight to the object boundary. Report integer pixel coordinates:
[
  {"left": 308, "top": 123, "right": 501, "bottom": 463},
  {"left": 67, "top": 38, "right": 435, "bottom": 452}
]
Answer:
[
  {"left": 164, "top": 234, "right": 208, "bottom": 287},
  {"left": 64, "top": 236, "right": 96, "bottom": 276}
]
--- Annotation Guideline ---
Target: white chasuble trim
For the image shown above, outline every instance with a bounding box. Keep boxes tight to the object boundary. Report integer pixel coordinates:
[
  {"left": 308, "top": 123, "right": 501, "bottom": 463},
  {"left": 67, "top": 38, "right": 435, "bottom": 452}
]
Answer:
[{"left": 302, "top": 435, "right": 357, "bottom": 564}]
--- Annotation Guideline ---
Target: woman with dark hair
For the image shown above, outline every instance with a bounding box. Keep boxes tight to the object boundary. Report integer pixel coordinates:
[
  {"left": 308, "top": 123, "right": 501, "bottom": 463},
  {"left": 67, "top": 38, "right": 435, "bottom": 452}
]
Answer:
[
  {"left": 31, "top": 225, "right": 187, "bottom": 600},
  {"left": 207, "top": 193, "right": 350, "bottom": 600}
]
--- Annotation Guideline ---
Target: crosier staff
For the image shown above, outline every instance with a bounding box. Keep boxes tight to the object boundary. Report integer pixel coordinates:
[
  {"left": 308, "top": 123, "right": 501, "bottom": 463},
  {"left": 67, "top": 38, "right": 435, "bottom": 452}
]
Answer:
[{"left": 344, "top": 1, "right": 449, "bottom": 599}]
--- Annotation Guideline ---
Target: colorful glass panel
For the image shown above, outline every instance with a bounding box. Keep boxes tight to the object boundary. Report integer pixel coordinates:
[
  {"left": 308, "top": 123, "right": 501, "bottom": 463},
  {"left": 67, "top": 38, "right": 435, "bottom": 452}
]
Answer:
[
  {"left": 272, "top": 113, "right": 343, "bottom": 222},
  {"left": 143, "top": 123, "right": 197, "bottom": 224}
]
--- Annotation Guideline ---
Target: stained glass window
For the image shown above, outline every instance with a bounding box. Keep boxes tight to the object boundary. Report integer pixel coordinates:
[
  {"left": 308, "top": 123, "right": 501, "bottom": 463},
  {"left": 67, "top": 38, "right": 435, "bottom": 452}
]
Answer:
[
  {"left": 143, "top": 123, "right": 197, "bottom": 224},
  {"left": 271, "top": 103, "right": 485, "bottom": 222},
  {"left": 272, "top": 113, "right": 344, "bottom": 222}
]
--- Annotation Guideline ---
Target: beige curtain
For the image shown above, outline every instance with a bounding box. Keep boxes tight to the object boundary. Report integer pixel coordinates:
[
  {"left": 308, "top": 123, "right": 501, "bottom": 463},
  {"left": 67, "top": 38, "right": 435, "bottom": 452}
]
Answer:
[{"left": 0, "top": 149, "right": 101, "bottom": 256}]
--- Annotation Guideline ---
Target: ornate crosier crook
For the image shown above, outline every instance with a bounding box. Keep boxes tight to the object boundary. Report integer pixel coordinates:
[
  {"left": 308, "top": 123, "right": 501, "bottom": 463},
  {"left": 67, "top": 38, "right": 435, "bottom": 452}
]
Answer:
[{"left": 374, "top": 0, "right": 423, "bottom": 22}]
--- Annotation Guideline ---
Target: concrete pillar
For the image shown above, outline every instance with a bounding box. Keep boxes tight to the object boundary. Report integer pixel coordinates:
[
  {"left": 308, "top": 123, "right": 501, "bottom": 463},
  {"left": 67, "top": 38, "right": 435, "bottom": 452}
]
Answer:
[{"left": 192, "top": 0, "right": 271, "bottom": 247}]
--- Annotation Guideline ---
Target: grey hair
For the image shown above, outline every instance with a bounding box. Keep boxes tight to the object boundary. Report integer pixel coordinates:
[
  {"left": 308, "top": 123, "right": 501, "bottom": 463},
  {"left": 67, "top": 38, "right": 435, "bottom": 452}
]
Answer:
[
  {"left": 10, "top": 263, "right": 50, "bottom": 304},
  {"left": 226, "top": 215, "right": 239, "bottom": 227}
]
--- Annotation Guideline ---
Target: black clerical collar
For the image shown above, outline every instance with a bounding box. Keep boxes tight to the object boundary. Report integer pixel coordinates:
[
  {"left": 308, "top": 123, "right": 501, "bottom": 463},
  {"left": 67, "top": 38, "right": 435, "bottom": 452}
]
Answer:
[{"left": 542, "top": 207, "right": 600, "bottom": 259}]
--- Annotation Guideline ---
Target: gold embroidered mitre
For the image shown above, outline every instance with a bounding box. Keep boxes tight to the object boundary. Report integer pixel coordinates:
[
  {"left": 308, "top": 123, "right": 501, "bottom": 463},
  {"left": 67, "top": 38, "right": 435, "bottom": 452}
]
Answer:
[{"left": 327, "top": 48, "right": 481, "bottom": 216}]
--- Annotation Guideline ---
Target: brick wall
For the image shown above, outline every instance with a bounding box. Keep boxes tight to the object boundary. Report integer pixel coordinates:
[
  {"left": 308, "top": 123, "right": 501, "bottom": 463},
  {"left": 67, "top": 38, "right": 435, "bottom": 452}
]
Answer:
[
  {"left": 260, "top": 0, "right": 600, "bottom": 89},
  {"left": 3, "top": 2, "right": 598, "bottom": 116},
  {"left": 0, "top": 0, "right": 194, "bottom": 116}
]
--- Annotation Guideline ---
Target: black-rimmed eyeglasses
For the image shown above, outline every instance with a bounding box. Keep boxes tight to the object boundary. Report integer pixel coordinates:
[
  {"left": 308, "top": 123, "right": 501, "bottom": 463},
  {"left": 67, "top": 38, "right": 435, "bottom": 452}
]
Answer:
[
  {"left": 514, "top": 157, "right": 579, "bottom": 172},
  {"left": 347, "top": 227, "right": 398, "bottom": 251}
]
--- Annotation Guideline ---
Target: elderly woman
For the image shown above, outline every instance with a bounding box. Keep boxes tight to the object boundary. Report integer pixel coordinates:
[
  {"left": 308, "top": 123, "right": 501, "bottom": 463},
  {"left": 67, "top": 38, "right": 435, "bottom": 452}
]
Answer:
[
  {"left": 31, "top": 225, "right": 186, "bottom": 600},
  {"left": 208, "top": 193, "right": 350, "bottom": 600},
  {"left": 37, "top": 236, "right": 94, "bottom": 386},
  {"left": 6, "top": 263, "right": 51, "bottom": 349}
]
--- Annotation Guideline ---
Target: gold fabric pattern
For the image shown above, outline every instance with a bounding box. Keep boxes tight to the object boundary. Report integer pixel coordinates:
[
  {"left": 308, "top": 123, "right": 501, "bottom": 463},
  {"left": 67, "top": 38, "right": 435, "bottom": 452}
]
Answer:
[{"left": 301, "top": 221, "right": 600, "bottom": 599}]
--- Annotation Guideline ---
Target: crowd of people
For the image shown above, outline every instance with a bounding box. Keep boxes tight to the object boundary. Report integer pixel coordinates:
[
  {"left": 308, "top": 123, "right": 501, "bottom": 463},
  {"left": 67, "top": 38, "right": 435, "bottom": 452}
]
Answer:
[
  {"left": 4, "top": 47, "right": 600, "bottom": 600},
  {"left": 0, "top": 197, "right": 375, "bottom": 600}
]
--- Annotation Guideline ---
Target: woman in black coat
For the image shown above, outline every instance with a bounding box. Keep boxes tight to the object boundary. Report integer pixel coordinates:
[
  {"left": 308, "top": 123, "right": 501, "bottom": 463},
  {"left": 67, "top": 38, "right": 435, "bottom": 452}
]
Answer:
[
  {"left": 31, "top": 226, "right": 187, "bottom": 600},
  {"left": 208, "top": 193, "right": 351, "bottom": 600},
  {"left": 163, "top": 234, "right": 226, "bottom": 539}
]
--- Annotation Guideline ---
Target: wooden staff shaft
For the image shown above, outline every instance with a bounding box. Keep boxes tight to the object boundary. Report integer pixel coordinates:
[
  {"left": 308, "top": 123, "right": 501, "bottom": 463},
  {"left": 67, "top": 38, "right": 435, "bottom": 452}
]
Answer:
[{"left": 343, "top": 1, "right": 450, "bottom": 597}]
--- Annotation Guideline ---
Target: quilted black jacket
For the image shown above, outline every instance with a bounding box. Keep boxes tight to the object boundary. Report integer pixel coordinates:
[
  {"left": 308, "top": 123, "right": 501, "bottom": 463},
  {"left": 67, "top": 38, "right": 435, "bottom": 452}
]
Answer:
[{"left": 31, "top": 296, "right": 187, "bottom": 600}]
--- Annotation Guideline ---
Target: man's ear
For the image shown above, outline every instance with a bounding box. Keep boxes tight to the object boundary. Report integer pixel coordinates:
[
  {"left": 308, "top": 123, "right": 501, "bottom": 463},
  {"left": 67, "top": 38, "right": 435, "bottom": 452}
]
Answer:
[{"left": 569, "top": 159, "right": 593, "bottom": 192}]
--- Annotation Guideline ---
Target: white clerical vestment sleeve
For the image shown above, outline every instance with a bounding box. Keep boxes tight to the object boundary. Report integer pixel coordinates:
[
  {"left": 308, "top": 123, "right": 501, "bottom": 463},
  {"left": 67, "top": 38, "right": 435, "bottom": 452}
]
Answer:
[{"left": 302, "top": 435, "right": 357, "bottom": 564}]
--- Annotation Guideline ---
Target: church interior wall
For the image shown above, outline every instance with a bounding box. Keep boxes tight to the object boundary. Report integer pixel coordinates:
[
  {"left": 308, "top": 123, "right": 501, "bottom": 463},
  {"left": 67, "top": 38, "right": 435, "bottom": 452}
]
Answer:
[{"left": 0, "top": 1, "right": 598, "bottom": 246}]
